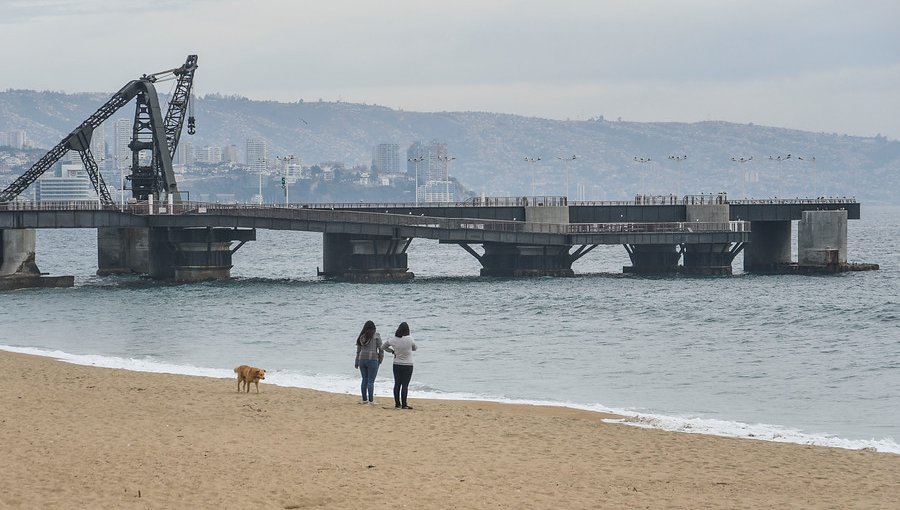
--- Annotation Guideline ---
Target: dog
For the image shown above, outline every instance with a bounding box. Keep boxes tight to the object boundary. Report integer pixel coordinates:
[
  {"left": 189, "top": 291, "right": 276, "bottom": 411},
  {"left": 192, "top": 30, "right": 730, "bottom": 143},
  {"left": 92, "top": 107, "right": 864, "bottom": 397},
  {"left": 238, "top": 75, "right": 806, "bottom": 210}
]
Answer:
[{"left": 234, "top": 365, "right": 266, "bottom": 393}]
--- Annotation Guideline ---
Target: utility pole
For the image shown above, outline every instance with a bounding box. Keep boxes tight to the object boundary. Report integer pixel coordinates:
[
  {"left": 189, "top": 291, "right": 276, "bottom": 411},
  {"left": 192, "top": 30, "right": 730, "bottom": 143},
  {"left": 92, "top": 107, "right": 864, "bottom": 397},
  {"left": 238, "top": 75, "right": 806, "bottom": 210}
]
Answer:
[
  {"left": 437, "top": 154, "right": 456, "bottom": 202},
  {"left": 633, "top": 156, "right": 651, "bottom": 199},
  {"left": 668, "top": 154, "right": 687, "bottom": 200},
  {"left": 556, "top": 155, "right": 576, "bottom": 199},
  {"left": 733, "top": 156, "right": 754, "bottom": 199},
  {"left": 525, "top": 156, "right": 541, "bottom": 196},
  {"left": 408, "top": 155, "right": 424, "bottom": 204}
]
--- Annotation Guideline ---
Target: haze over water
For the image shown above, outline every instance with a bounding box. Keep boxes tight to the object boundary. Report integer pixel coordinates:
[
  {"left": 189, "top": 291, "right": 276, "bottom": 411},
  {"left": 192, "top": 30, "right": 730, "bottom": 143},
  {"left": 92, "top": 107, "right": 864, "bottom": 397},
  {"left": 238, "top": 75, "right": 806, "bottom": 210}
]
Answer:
[{"left": 2, "top": 206, "right": 898, "bottom": 453}]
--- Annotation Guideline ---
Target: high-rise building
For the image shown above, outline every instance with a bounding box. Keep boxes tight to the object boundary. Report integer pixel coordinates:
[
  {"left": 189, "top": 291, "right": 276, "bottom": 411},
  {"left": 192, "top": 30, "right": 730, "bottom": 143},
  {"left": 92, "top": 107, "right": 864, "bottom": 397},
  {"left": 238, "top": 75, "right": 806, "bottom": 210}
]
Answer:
[
  {"left": 223, "top": 144, "right": 238, "bottom": 163},
  {"left": 246, "top": 137, "right": 267, "bottom": 174},
  {"left": 90, "top": 123, "right": 105, "bottom": 160},
  {"left": 407, "top": 140, "right": 452, "bottom": 201},
  {"left": 179, "top": 140, "right": 195, "bottom": 166},
  {"left": 427, "top": 139, "right": 449, "bottom": 182},
  {"left": 371, "top": 143, "right": 400, "bottom": 175},
  {"left": 195, "top": 146, "right": 222, "bottom": 164},
  {"left": 6, "top": 130, "right": 27, "bottom": 149},
  {"left": 113, "top": 118, "right": 131, "bottom": 167}
]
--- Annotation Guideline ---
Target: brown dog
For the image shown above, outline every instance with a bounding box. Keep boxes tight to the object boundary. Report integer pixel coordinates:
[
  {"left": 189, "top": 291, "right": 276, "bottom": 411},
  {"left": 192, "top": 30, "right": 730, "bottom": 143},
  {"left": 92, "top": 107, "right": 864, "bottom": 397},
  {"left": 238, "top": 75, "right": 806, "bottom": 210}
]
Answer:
[{"left": 234, "top": 365, "right": 266, "bottom": 393}]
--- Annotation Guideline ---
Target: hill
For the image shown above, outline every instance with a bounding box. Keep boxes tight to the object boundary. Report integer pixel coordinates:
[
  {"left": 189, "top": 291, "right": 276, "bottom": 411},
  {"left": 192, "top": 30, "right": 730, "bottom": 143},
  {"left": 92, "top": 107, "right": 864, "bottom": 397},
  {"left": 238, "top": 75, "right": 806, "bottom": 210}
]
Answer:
[{"left": 1, "top": 89, "right": 898, "bottom": 203}]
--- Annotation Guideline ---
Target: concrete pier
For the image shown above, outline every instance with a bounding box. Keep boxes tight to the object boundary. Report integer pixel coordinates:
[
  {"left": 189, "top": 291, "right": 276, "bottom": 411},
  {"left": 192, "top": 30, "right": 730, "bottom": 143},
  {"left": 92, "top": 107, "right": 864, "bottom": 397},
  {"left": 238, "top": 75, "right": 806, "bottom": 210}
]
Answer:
[
  {"left": 681, "top": 204, "right": 738, "bottom": 275},
  {"left": 462, "top": 202, "right": 575, "bottom": 277},
  {"left": 743, "top": 221, "right": 792, "bottom": 272},
  {"left": 476, "top": 242, "right": 575, "bottom": 277},
  {"left": 148, "top": 227, "right": 255, "bottom": 282},
  {"left": 798, "top": 210, "right": 847, "bottom": 270},
  {"left": 320, "top": 233, "right": 413, "bottom": 281},
  {"left": 0, "top": 228, "right": 73, "bottom": 290},
  {"left": 97, "top": 227, "right": 150, "bottom": 275},
  {"left": 623, "top": 244, "right": 681, "bottom": 274}
]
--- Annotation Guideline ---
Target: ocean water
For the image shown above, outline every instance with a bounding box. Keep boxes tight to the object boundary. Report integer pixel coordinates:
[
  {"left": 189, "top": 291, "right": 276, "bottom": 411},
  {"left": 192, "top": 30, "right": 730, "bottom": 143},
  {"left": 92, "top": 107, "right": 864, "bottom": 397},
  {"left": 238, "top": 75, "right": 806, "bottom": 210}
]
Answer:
[{"left": 2, "top": 206, "right": 898, "bottom": 453}]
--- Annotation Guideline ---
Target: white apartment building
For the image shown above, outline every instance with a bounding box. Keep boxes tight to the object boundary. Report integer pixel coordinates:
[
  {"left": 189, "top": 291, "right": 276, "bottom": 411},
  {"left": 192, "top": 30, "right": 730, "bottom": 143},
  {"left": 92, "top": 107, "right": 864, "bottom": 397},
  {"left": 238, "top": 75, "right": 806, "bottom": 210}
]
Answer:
[
  {"left": 246, "top": 137, "right": 267, "bottom": 175},
  {"left": 35, "top": 163, "right": 98, "bottom": 202},
  {"left": 6, "top": 130, "right": 27, "bottom": 149}
]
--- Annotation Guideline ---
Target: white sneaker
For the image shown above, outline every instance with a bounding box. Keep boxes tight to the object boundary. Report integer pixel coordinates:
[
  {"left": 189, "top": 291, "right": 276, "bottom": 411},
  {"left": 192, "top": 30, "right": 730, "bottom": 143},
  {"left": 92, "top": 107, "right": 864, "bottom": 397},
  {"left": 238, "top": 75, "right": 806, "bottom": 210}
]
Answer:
[
  {"left": 359, "top": 400, "right": 368, "bottom": 404},
  {"left": 368, "top": 401, "right": 376, "bottom": 405}
]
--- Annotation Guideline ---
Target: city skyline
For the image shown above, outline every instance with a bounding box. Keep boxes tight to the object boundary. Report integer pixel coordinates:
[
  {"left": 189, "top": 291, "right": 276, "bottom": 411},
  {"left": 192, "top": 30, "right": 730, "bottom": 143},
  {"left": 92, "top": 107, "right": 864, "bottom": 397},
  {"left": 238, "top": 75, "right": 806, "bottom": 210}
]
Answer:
[{"left": 0, "top": 1, "right": 897, "bottom": 140}]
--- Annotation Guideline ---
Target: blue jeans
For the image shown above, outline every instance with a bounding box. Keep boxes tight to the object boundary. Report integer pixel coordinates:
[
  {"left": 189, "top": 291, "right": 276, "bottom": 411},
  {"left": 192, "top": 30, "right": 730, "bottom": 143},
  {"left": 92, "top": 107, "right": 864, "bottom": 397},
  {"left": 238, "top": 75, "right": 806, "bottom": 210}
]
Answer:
[{"left": 359, "top": 359, "right": 380, "bottom": 402}]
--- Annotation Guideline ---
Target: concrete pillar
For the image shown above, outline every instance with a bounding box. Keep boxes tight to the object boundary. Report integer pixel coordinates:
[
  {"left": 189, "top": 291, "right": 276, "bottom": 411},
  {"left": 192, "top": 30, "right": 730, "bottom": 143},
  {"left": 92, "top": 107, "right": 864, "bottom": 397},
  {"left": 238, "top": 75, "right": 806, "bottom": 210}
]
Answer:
[
  {"left": 743, "top": 221, "right": 792, "bottom": 272},
  {"left": 97, "top": 227, "right": 150, "bottom": 275},
  {"left": 682, "top": 244, "right": 734, "bottom": 275},
  {"left": 524, "top": 205, "right": 569, "bottom": 224},
  {"left": 682, "top": 204, "right": 734, "bottom": 274},
  {"left": 320, "top": 233, "right": 413, "bottom": 281},
  {"left": 0, "top": 228, "right": 39, "bottom": 276},
  {"left": 685, "top": 204, "right": 729, "bottom": 223},
  {"left": 321, "top": 233, "right": 353, "bottom": 276},
  {"left": 0, "top": 229, "right": 73, "bottom": 290},
  {"left": 479, "top": 243, "right": 575, "bottom": 277},
  {"left": 623, "top": 244, "right": 681, "bottom": 274},
  {"left": 798, "top": 210, "right": 847, "bottom": 268},
  {"left": 148, "top": 227, "right": 255, "bottom": 282}
]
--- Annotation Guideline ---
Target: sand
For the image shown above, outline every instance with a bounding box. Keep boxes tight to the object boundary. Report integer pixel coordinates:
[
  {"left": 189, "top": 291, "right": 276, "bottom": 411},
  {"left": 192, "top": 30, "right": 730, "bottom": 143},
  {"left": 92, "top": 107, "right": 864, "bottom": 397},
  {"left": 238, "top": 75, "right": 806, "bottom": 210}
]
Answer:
[{"left": 1, "top": 350, "right": 897, "bottom": 509}]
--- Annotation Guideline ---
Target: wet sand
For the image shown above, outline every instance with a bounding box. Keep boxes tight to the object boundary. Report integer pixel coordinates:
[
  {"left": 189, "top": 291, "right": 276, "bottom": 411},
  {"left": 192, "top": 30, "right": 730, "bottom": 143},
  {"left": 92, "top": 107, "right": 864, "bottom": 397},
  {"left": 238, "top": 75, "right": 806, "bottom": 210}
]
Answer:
[{"left": 1, "top": 350, "right": 897, "bottom": 509}]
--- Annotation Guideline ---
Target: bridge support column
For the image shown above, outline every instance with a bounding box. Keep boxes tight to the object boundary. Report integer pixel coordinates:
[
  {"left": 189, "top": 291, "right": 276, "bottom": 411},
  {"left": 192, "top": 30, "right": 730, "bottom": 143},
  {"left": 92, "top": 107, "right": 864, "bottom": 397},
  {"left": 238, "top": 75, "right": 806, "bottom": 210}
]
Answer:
[
  {"left": 682, "top": 243, "right": 741, "bottom": 275},
  {"left": 97, "top": 227, "right": 149, "bottom": 275},
  {"left": 623, "top": 244, "right": 681, "bottom": 274},
  {"left": 681, "top": 203, "right": 736, "bottom": 275},
  {"left": 798, "top": 210, "right": 847, "bottom": 270},
  {"left": 320, "top": 233, "right": 413, "bottom": 281},
  {"left": 148, "top": 227, "right": 255, "bottom": 282},
  {"left": 743, "top": 221, "right": 791, "bottom": 272},
  {"left": 474, "top": 243, "right": 574, "bottom": 277},
  {"left": 0, "top": 228, "right": 73, "bottom": 290}
]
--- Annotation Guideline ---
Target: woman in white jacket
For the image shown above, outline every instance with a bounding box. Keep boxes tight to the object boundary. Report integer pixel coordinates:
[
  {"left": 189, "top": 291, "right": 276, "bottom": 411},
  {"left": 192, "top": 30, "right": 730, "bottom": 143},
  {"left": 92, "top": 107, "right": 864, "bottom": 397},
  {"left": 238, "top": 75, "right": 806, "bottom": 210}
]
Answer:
[{"left": 382, "top": 322, "right": 417, "bottom": 409}]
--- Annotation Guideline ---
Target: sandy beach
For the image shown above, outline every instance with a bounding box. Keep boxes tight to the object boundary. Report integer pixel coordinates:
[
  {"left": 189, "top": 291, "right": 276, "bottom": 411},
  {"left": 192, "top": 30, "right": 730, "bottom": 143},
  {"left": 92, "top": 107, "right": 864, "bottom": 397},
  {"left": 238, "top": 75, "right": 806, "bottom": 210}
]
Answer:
[{"left": 1, "top": 350, "right": 897, "bottom": 509}]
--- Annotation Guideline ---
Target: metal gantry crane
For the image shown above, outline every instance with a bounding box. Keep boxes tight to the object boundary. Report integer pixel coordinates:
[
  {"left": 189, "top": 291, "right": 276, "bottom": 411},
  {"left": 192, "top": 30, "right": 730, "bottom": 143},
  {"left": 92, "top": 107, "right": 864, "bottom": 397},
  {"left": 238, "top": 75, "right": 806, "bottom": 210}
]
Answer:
[{"left": 0, "top": 55, "right": 198, "bottom": 205}]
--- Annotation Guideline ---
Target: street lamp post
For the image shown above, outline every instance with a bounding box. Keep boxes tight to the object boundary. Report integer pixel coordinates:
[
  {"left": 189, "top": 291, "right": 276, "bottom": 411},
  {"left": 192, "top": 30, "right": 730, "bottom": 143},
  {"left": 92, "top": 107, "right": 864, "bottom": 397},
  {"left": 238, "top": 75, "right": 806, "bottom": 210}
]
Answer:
[
  {"left": 525, "top": 156, "right": 541, "bottom": 197},
  {"left": 767, "top": 154, "right": 793, "bottom": 197},
  {"left": 633, "top": 156, "right": 651, "bottom": 198},
  {"left": 668, "top": 154, "right": 687, "bottom": 200},
  {"left": 797, "top": 155, "right": 816, "bottom": 197},
  {"left": 408, "top": 155, "right": 424, "bottom": 204},
  {"left": 117, "top": 155, "right": 127, "bottom": 210},
  {"left": 732, "top": 156, "right": 754, "bottom": 198},
  {"left": 253, "top": 156, "right": 267, "bottom": 205},
  {"left": 556, "top": 155, "right": 576, "bottom": 200},
  {"left": 276, "top": 155, "right": 295, "bottom": 205},
  {"left": 437, "top": 154, "right": 456, "bottom": 202}
]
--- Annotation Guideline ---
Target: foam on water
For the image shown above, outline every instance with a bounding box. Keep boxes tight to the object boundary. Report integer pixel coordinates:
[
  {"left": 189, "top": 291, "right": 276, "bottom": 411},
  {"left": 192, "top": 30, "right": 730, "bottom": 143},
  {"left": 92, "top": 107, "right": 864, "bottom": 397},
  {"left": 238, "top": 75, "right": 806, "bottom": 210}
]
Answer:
[{"left": 5, "top": 345, "right": 897, "bottom": 455}]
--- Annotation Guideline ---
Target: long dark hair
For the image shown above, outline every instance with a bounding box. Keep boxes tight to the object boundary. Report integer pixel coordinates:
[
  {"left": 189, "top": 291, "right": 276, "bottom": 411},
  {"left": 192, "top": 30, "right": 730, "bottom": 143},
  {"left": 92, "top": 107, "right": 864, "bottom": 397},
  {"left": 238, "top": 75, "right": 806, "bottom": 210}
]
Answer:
[
  {"left": 395, "top": 321, "right": 410, "bottom": 338},
  {"left": 357, "top": 320, "right": 376, "bottom": 345}
]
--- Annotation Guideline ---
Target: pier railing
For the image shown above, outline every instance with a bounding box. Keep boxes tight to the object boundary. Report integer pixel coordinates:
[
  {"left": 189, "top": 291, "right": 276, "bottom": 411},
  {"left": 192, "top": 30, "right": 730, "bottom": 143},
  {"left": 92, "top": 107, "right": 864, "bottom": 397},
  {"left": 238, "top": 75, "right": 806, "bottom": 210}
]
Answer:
[
  {"left": 0, "top": 195, "right": 856, "bottom": 213},
  {"left": 0, "top": 200, "right": 750, "bottom": 236}
]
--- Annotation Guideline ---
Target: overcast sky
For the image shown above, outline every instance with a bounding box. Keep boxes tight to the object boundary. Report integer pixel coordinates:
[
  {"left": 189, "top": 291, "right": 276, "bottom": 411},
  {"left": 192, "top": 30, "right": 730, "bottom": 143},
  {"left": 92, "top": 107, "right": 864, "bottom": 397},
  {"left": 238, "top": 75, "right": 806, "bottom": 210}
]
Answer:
[{"left": 2, "top": 0, "right": 898, "bottom": 139}]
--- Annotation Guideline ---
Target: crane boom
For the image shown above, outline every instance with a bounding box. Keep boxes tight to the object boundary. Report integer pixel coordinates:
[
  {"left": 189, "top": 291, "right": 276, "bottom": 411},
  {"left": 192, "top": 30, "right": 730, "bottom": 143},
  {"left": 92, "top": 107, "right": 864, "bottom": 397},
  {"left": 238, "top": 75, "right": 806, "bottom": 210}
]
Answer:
[
  {"left": 162, "top": 55, "right": 198, "bottom": 160},
  {"left": 0, "top": 79, "right": 143, "bottom": 203},
  {"left": 0, "top": 55, "right": 197, "bottom": 204}
]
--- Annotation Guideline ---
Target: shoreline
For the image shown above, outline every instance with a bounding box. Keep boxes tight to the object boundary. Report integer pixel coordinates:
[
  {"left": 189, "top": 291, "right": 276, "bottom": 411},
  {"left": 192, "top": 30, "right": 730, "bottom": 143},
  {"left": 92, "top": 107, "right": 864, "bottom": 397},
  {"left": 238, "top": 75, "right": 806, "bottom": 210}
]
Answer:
[
  {"left": 3, "top": 349, "right": 899, "bottom": 508},
  {"left": 3, "top": 344, "right": 898, "bottom": 455}
]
